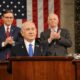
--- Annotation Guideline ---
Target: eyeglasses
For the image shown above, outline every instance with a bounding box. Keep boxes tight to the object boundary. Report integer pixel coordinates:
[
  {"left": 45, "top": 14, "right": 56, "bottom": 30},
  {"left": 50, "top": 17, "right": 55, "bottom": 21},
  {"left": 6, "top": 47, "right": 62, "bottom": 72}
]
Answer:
[{"left": 3, "top": 16, "right": 14, "bottom": 19}]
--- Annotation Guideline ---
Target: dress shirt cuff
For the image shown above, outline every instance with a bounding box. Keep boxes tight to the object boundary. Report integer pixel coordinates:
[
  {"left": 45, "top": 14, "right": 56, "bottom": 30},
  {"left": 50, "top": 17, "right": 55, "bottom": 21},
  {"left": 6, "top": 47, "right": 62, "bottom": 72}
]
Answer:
[
  {"left": 58, "top": 36, "right": 61, "bottom": 40},
  {"left": 12, "top": 41, "right": 15, "bottom": 46},
  {"left": 2, "top": 42, "right": 5, "bottom": 47},
  {"left": 48, "top": 38, "right": 52, "bottom": 43}
]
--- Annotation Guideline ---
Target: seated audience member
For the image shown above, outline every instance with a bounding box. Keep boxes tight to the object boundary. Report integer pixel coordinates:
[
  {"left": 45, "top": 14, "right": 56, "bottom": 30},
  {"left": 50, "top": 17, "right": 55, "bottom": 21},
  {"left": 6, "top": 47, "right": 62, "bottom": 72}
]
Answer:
[
  {"left": 40, "top": 13, "right": 72, "bottom": 56},
  {"left": 0, "top": 10, "right": 22, "bottom": 60},
  {"left": 11, "top": 21, "right": 43, "bottom": 57}
]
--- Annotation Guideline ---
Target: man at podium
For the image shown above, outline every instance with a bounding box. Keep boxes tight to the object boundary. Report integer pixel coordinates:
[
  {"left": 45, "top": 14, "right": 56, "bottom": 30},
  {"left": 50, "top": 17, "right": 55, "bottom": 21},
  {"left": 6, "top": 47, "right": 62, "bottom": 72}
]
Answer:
[{"left": 11, "top": 21, "right": 43, "bottom": 57}]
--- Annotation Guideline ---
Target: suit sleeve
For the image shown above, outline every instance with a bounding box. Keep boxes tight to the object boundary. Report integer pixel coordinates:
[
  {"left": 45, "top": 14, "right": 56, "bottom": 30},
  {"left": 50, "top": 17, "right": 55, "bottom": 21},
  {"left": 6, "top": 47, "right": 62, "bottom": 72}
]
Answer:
[
  {"left": 40, "top": 32, "right": 50, "bottom": 56},
  {"left": 10, "top": 46, "right": 17, "bottom": 57},
  {"left": 13, "top": 28, "right": 23, "bottom": 46},
  {"left": 40, "top": 32, "right": 50, "bottom": 46},
  {"left": 58, "top": 29, "right": 72, "bottom": 47}
]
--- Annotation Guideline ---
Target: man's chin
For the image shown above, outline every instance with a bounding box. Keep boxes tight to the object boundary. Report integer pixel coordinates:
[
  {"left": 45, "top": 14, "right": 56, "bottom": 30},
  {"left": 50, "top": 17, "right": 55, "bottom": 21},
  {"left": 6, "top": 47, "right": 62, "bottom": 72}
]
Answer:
[{"left": 27, "top": 38, "right": 35, "bottom": 42}]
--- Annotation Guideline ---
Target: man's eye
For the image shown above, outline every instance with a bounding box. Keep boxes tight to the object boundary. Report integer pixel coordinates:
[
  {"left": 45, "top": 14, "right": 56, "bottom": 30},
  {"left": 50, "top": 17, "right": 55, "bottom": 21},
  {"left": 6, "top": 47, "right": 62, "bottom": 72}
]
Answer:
[
  {"left": 26, "top": 28, "right": 30, "bottom": 30},
  {"left": 31, "top": 28, "right": 35, "bottom": 30}
]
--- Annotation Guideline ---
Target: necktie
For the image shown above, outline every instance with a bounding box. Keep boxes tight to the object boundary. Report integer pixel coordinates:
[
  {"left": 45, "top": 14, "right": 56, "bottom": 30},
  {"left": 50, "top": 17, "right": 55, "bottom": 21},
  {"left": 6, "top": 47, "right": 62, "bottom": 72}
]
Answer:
[
  {"left": 6, "top": 26, "right": 10, "bottom": 37},
  {"left": 6, "top": 26, "right": 10, "bottom": 59},
  {"left": 6, "top": 52, "right": 10, "bottom": 59},
  {"left": 28, "top": 44, "right": 33, "bottom": 57}
]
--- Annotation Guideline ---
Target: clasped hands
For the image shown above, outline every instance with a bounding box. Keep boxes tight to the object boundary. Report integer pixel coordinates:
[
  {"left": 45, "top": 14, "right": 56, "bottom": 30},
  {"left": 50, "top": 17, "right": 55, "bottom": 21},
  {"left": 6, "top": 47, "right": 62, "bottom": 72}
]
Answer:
[
  {"left": 4, "top": 36, "right": 15, "bottom": 46},
  {"left": 48, "top": 30, "right": 61, "bottom": 43}
]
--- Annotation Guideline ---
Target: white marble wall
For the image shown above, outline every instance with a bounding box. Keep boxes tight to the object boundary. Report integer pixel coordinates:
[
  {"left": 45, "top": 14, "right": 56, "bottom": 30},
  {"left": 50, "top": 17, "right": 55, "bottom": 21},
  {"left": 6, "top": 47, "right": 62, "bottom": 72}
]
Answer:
[{"left": 60, "top": 0, "right": 75, "bottom": 53}]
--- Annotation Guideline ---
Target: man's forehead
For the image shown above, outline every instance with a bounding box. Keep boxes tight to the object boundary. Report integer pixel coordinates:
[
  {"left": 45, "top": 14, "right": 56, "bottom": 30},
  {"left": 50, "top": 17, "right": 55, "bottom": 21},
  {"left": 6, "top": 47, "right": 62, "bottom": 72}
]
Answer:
[
  {"left": 26, "top": 26, "right": 35, "bottom": 28},
  {"left": 50, "top": 15, "right": 57, "bottom": 18},
  {"left": 4, "top": 13, "right": 13, "bottom": 16},
  {"left": 24, "top": 25, "right": 36, "bottom": 29},
  {"left": 22, "top": 21, "right": 36, "bottom": 29},
  {"left": 48, "top": 13, "right": 58, "bottom": 18}
]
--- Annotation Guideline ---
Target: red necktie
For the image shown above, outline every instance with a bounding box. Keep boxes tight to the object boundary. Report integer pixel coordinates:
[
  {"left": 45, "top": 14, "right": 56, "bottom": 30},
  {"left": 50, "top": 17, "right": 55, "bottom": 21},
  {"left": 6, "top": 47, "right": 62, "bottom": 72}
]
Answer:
[
  {"left": 6, "top": 26, "right": 10, "bottom": 59},
  {"left": 6, "top": 26, "right": 10, "bottom": 37},
  {"left": 6, "top": 53, "right": 10, "bottom": 59}
]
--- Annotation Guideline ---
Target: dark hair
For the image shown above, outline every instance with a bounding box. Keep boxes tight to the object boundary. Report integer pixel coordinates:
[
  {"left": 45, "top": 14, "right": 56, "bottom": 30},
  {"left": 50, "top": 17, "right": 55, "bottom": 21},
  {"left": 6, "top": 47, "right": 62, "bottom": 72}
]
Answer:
[{"left": 2, "top": 10, "right": 14, "bottom": 17}]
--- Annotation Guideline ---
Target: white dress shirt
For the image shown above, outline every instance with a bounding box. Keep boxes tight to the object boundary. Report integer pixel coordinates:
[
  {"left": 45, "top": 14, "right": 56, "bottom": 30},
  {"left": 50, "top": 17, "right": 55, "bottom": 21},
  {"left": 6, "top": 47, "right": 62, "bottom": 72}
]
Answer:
[
  {"left": 4, "top": 24, "right": 11, "bottom": 32},
  {"left": 48, "top": 26, "right": 59, "bottom": 43},
  {"left": 51, "top": 26, "right": 58, "bottom": 32},
  {"left": 24, "top": 39, "right": 35, "bottom": 54}
]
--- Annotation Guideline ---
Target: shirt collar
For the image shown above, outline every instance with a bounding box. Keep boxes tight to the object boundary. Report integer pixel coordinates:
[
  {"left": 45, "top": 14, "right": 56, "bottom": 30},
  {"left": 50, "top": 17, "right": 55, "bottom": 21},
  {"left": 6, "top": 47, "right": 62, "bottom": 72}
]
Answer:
[
  {"left": 4, "top": 24, "right": 11, "bottom": 31},
  {"left": 24, "top": 39, "right": 35, "bottom": 53},
  {"left": 24, "top": 39, "right": 35, "bottom": 46},
  {"left": 50, "top": 26, "right": 58, "bottom": 32}
]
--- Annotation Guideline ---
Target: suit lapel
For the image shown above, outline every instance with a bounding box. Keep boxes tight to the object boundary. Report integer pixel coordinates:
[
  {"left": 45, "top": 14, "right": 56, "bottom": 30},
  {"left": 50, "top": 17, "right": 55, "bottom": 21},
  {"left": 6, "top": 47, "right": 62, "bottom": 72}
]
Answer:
[
  {"left": 1, "top": 26, "right": 6, "bottom": 40},
  {"left": 34, "top": 46, "right": 39, "bottom": 56},
  {"left": 19, "top": 40, "right": 41, "bottom": 56},
  {"left": 21, "top": 42, "right": 29, "bottom": 56},
  {"left": 47, "top": 29, "right": 51, "bottom": 38},
  {"left": 57, "top": 28, "right": 61, "bottom": 33},
  {"left": 10, "top": 26, "right": 15, "bottom": 36},
  {"left": 34, "top": 40, "right": 40, "bottom": 56}
]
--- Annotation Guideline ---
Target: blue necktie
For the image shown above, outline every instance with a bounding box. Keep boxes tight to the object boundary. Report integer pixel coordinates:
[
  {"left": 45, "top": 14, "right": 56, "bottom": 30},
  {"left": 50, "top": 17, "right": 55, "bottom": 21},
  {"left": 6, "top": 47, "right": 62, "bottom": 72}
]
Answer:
[{"left": 29, "top": 44, "right": 33, "bottom": 57}]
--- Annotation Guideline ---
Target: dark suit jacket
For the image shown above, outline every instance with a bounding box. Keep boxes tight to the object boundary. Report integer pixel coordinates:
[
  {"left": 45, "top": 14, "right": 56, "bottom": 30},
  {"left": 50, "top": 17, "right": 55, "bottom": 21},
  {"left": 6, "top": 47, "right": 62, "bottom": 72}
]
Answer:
[
  {"left": 7, "top": 39, "right": 43, "bottom": 74},
  {"left": 0, "top": 25, "right": 22, "bottom": 60},
  {"left": 11, "top": 39, "right": 42, "bottom": 57},
  {"left": 40, "top": 28, "right": 72, "bottom": 56}
]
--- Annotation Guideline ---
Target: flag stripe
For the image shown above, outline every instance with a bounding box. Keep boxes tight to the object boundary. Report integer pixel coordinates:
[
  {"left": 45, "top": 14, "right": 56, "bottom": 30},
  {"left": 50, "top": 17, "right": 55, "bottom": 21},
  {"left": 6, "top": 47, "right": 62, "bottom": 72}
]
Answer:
[
  {"left": 13, "top": 19, "right": 16, "bottom": 26},
  {"left": 54, "top": 0, "right": 60, "bottom": 25},
  {"left": 22, "top": 19, "right": 27, "bottom": 23},
  {"left": 48, "top": 0, "right": 54, "bottom": 14},
  {"left": 32, "top": 0, "right": 38, "bottom": 36},
  {"left": 43, "top": 0, "right": 48, "bottom": 31},
  {"left": 27, "top": 0, "right": 33, "bottom": 21},
  {"left": 16, "top": 19, "right": 22, "bottom": 28},
  {"left": 38, "top": 0, "right": 44, "bottom": 37}
]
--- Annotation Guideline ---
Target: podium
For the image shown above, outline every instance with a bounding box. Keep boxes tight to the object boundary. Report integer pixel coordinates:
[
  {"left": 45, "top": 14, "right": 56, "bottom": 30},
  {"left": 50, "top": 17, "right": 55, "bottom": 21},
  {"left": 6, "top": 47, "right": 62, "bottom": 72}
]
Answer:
[
  {"left": 0, "top": 61, "right": 12, "bottom": 80},
  {"left": 10, "top": 56, "right": 75, "bottom": 80},
  {"left": 73, "top": 60, "right": 80, "bottom": 80}
]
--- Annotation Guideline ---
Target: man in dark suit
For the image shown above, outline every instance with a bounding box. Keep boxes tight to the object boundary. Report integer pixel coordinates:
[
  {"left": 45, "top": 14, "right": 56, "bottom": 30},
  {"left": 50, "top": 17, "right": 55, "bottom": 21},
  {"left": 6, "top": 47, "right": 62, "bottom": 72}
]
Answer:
[
  {"left": 0, "top": 10, "right": 22, "bottom": 60},
  {"left": 11, "top": 21, "right": 42, "bottom": 57},
  {"left": 40, "top": 13, "right": 72, "bottom": 56},
  {"left": 7, "top": 21, "right": 42, "bottom": 74}
]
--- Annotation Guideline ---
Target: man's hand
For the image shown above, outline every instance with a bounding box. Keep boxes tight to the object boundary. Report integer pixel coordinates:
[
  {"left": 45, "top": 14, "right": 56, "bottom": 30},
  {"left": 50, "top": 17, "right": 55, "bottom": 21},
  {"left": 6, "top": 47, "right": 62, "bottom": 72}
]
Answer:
[
  {"left": 48, "top": 30, "right": 61, "bottom": 43},
  {"left": 54, "top": 30, "right": 61, "bottom": 39},
  {"left": 5, "top": 36, "right": 14, "bottom": 45}
]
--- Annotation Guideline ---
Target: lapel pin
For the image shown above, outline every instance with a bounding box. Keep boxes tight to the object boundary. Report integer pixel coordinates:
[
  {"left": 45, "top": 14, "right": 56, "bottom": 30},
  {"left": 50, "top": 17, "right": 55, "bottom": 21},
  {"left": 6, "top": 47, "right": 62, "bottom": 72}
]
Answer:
[
  {"left": 36, "top": 45, "right": 39, "bottom": 47},
  {"left": 22, "top": 46, "right": 24, "bottom": 48}
]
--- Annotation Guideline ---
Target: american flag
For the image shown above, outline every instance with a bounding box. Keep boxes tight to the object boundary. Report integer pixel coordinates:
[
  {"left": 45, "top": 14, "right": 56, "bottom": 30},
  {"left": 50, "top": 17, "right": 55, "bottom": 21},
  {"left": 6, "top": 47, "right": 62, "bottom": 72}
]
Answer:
[{"left": 0, "top": 0, "right": 60, "bottom": 37}]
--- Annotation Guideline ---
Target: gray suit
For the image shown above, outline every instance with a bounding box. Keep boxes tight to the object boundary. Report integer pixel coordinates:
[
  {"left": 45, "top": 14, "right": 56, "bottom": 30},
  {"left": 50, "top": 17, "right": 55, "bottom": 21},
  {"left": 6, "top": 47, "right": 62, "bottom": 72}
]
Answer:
[{"left": 40, "top": 28, "right": 72, "bottom": 56}]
